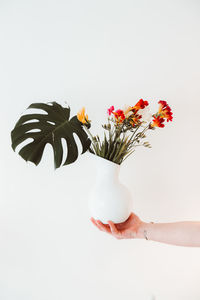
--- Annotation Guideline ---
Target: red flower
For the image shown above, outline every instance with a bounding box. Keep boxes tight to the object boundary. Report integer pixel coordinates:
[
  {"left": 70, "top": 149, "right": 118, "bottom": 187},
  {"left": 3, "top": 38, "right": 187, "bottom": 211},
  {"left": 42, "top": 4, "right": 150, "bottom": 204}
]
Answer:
[
  {"left": 132, "top": 99, "right": 149, "bottom": 112},
  {"left": 150, "top": 116, "right": 165, "bottom": 128},
  {"left": 112, "top": 109, "right": 125, "bottom": 123},
  {"left": 158, "top": 100, "right": 173, "bottom": 122},
  {"left": 107, "top": 105, "right": 115, "bottom": 116},
  {"left": 115, "top": 109, "right": 125, "bottom": 118}
]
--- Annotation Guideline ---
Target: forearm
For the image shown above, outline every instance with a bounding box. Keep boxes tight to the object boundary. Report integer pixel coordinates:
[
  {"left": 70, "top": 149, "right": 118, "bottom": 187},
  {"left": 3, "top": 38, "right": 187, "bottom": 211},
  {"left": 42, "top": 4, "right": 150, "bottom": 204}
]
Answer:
[{"left": 137, "top": 221, "right": 200, "bottom": 247}]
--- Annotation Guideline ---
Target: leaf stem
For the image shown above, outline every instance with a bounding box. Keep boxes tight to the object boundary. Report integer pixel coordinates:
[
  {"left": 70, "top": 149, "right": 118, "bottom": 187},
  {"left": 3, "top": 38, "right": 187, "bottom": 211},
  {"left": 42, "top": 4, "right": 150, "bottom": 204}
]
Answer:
[{"left": 83, "top": 125, "right": 98, "bottom": 153}]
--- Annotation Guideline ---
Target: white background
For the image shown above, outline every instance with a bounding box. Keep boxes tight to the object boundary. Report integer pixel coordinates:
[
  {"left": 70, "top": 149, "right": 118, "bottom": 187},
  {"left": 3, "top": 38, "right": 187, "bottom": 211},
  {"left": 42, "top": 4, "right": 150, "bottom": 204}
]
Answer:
[{"left": 0, "top": 0, "right": 200, "bottom": 299}]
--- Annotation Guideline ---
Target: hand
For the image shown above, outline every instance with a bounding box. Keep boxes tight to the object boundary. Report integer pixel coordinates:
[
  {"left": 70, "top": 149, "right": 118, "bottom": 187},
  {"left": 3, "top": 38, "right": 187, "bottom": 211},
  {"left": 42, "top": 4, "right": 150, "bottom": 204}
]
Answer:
[{"left": 90, "top": 212, "right": 144, "bottom": 239}]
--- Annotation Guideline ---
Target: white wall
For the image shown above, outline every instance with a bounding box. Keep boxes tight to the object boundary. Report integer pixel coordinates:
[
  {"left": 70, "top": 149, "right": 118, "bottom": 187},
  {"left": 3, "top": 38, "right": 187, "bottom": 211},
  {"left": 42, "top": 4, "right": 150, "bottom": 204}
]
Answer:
[{"left": 0, "top": 0, "right": 200, "bottom": 299}]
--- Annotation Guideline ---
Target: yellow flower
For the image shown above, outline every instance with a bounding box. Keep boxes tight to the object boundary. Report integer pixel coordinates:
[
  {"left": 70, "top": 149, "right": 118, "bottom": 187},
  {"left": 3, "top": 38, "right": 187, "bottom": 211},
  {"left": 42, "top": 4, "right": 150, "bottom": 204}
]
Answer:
[{"left": 77, "top": 107, "right": 89, "bottom": 124}]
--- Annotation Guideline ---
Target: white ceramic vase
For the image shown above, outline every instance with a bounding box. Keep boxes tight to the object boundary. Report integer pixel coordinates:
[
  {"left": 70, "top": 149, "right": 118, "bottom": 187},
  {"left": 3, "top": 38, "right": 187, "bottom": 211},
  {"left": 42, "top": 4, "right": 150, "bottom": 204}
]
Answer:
[{"left": 88, "top": 153, "right": 132, "bottom": 224}]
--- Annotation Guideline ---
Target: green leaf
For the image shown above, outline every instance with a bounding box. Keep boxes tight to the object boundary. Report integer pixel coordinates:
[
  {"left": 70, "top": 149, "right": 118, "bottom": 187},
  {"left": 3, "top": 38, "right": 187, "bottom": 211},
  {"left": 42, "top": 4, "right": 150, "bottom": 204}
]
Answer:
[
  {"left": 105, "top": 130, "right": 116, "bottom": 159},
  {"left": 11, "top": 102, "right": 91, "bottom": 169},
  {"left": 108, "top": 137, "right": 121, "bottom": 161},
  {"left": 102, "top": 132, "right": 108, "bottom": 157},
  {"left": 113, "top": 136, "right": 129, "bottom": 162}
]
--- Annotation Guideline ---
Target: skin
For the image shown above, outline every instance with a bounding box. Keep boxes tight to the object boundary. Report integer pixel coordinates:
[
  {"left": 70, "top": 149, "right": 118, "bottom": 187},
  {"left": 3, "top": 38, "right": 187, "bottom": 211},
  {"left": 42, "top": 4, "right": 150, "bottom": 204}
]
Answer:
[
  {"left": 91, "top": 212, "right": 142, "bottom": 240},
  {"left": 91, "top": 212, "right": 200, "bottom": 247}
]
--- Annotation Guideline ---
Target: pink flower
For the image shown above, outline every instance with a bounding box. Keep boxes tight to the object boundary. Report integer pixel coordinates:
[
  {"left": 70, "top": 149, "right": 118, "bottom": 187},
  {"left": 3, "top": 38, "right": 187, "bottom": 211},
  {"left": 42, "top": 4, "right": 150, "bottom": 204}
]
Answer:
[{"left": 107, "top": 106, "right": 115, "bottom": 115}]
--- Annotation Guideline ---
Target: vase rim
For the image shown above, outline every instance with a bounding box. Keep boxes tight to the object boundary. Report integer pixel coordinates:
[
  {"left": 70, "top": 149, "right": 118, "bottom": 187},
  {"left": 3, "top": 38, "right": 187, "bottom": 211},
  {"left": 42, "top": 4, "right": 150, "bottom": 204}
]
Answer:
[{"left": 86, "top": 151, "right": 120, "bottom": 167}]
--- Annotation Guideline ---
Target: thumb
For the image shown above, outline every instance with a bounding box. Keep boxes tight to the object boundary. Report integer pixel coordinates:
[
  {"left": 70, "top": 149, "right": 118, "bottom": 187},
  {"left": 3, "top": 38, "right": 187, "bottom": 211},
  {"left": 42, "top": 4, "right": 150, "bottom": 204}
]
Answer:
[{"left": 108, "top": 221, "right": 119, "bottom": 235}]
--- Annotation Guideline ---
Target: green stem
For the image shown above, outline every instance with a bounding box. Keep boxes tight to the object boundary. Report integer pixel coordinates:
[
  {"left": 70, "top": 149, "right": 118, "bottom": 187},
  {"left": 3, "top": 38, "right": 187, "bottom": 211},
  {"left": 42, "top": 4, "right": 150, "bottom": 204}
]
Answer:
[
  {"left": 128, "top": 124, "right": 142, "bottom": 143},
  {"left": 83, "top": 125, "right": 98, "bottom": 153},
  {"left": 121, "top": 149, "right": 135, "bottom": 163},
  {"left": 83, "top": 125, "right": 94, "bottom": 140},
  {"left": 120, "top": 123, "right": 150, "bottom": 162},
  {"left": 130, "top": 124, "right": 150, "bottom": 146}
]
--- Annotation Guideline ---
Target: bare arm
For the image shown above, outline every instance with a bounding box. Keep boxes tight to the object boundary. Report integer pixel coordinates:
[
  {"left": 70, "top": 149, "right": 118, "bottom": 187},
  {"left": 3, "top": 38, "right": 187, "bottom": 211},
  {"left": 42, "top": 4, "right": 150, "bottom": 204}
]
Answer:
[
  {"left": 91, "top": 213, "right": 200, "bottom": 247},
  {"left": 138, "top": 221, "right": 200, "bottom": 247}
]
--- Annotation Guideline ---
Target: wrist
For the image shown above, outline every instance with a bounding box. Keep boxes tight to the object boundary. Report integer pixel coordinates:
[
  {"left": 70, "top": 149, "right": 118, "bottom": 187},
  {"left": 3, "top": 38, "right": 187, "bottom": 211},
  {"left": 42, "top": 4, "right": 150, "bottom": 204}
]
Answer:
[
  {"left": 136, "top": 222, "right": 148, "bottom": 239},
  {"left": 136, "top": 221, "right": 154, "bottom": 240}
]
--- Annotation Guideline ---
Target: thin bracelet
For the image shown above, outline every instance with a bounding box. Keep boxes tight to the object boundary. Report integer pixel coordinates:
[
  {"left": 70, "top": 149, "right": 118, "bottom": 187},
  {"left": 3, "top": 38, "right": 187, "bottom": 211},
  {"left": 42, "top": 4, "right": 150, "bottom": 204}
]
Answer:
[{"left": 144, "top": 222, "right": 154, "bottom": 240}]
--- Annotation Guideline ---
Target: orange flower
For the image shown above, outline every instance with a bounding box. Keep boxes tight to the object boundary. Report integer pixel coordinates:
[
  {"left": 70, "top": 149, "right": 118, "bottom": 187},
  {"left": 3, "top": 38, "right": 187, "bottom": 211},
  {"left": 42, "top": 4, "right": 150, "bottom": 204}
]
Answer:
[
  {"left": 150, "top": 116, "right": 165, "bottom": 128},
  {"left": 158, "top": 100, "right": 173, "bottom": 122},
  {"left": 132, "top": 99, "right": 149, "bottom": 113},
  {"left": 77, "top": 107, "right": 90, "bottom": 124}
]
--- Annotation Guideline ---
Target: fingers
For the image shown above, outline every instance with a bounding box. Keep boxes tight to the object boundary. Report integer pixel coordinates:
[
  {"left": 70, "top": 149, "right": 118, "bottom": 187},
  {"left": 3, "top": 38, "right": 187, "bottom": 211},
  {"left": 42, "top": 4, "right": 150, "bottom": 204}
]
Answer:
[
  {"left": 108, "top": 221, "right": 122, "bottom": 239},
  {"left": 108, "top": 220, "right": 118, "bottom": 234},
  {"left": 90, "top": 217, "right": 123, "bottom": 239},
  {"left": 90, "top": 217, "right": 101, "bottom": 230},
  {"left": 90, "top": 217, "right": 111, "bottom": 234},
  {"left": 90, "top": 213, "right": 140, "bottom": 240},
  {"left": 97, "top": 220, "right": 111, "bottom": 234},
  {"left": 90, "top": 217, "right": 97, "bottom": 227}
]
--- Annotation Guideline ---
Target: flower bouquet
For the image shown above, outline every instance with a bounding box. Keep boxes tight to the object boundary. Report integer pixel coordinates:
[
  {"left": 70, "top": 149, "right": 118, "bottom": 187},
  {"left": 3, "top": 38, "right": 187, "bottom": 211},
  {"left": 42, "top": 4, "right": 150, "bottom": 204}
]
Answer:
[
  {"left": 11, "top": 99, "right": 173, "bottom": 223},
  {"left": 77, "top": 99, "right": 173, "bottom": 164}
]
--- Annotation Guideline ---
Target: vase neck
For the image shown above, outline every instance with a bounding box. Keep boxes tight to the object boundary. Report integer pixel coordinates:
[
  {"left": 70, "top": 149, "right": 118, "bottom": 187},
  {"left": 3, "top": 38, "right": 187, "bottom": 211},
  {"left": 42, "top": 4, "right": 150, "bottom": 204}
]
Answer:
[
  {"left": 97, "top": 164, "right": 120, "bottom": 178},
  {"left": 92, "top": 155, "right": 120, "bottom": 181}
]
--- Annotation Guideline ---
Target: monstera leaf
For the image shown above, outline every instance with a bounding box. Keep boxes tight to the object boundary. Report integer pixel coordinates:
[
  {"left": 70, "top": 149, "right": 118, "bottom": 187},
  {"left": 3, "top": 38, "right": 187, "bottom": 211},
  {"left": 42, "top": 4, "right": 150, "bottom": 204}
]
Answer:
[{"left": 11, "top": 102, "right": 91, "bottom": 169}]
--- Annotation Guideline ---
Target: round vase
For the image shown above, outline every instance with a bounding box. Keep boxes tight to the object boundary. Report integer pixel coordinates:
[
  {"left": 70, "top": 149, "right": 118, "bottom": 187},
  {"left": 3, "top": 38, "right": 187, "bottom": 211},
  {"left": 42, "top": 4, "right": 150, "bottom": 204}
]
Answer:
[{"left": 88, "top": 153, "right": 132, "bottom": 224}]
